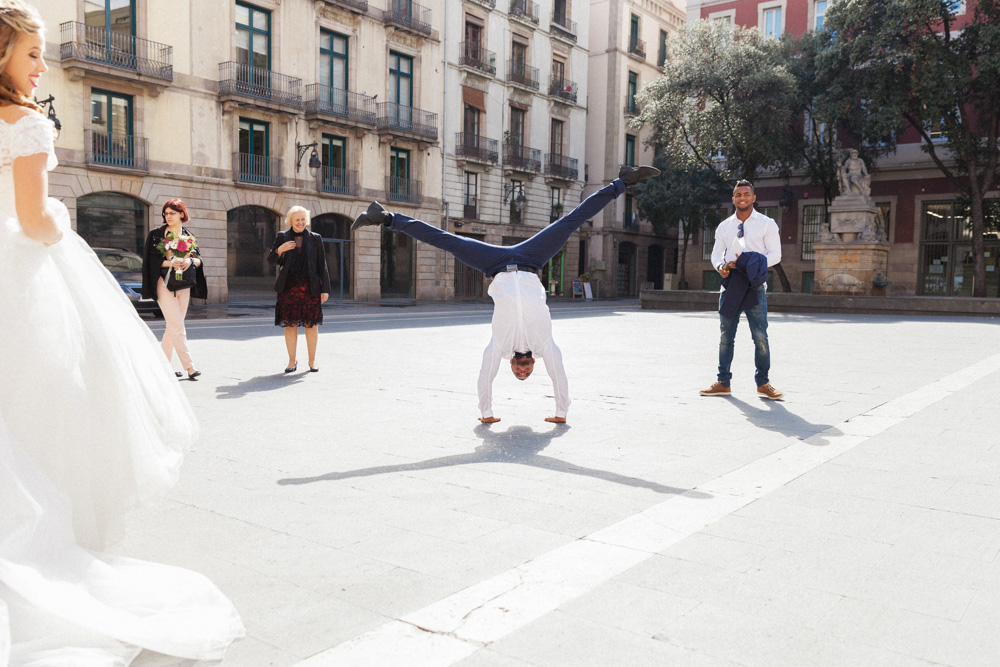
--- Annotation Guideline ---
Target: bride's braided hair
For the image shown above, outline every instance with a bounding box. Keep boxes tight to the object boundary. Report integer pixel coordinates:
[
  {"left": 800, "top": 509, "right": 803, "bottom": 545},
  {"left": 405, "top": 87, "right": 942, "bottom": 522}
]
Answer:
[{"left": 0, "top": 1, "right": 45, "bottom": 113}]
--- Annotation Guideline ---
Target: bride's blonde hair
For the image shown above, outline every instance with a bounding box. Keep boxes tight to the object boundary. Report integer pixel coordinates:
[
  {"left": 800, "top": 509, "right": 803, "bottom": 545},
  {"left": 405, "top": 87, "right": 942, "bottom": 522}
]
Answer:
[{"left": 0, "top": 1, "right": 45, "bottom": 113}]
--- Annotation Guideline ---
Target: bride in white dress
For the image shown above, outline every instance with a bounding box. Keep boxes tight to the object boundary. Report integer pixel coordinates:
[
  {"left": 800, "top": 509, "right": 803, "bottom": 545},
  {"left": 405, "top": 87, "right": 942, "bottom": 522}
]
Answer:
[{"left": 0, "top": 2, "right": 244, "bottom": 664}]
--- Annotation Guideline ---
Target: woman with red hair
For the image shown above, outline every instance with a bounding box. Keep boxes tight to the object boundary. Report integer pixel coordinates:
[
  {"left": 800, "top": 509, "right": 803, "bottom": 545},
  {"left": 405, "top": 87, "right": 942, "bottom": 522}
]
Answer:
[{"left": 141, "top": 198, "right": 207, "bottom": 379}]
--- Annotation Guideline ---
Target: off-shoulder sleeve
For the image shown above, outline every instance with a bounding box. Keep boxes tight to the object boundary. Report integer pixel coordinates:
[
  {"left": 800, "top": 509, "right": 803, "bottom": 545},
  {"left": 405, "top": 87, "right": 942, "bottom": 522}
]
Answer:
[{"left": 7, "top": 112, "right": 58, "bottom": 170}]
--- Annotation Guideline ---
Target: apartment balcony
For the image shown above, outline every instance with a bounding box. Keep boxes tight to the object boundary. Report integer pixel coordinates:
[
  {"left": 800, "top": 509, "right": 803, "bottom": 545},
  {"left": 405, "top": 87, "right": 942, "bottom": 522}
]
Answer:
[
  {"left": 463, "top": 196, "right": 479, "bottom": 220},
  {"left": 503, "top": 144, "right": 541, "bottom": 173},
  {"left": 218, "top": 62, "right": 303, "bottom": 115},
  {"left": 509, "top": 0, "right": 540, "bottom": 27},
  {"left": 319, "top": 166, "right": 360, "bottom": 197},
  {"left": 386, "top": 176, "right": 422, "bottom": 205},
  {"left": 625, "top": 99, "right": 641, "bottom": 116},
  {"left": 507, "top": 60, "right": 540, "bottom": 92},
  {"left": 545, "top": 153, "right": 578, "bottom": 181},
  {"left": 59, "top": 21, "right": 172, "bottom": 91},
  {"left": 376, "top": 102, "right": 438, "bottom": 143},
  {"left": 304, "top": 85, "right": 376, "bottom": 128},
  {"left": 628, "top": 37, "right": 647, "bottom": 60},
  {"left": 459, "top": 42, "right": 497, "bottom": 77},
  {"left": 548, "top": 76, "right": 578, "bottom": 104},
  {"left": 317, "top": 0, "right": 368, "bottom": 13},
  {"left": 234, "top": 152, "right": 283, "bottom": 187},
  {"left": 85, "top": 130, "right": 149, "bottom": 172},
  {"left": 385, "top": 1, "right": 432, "bottom": 37},
  {"left": 455, "top": 133, "right": 499, "bottom": 163},
  {"left": 550, "top": 13, "right": 577, "bottom": 43}
]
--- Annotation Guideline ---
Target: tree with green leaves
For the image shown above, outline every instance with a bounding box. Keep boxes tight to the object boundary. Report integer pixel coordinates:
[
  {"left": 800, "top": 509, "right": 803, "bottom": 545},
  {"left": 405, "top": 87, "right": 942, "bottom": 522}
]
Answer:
[
  {"left": 822, "top": 0, "right": 1000, "bottom": 297},
  {"left": 632, "top": 154, "right": 730, "bottom": 290},
  {"left": 634, "top": 20, "right": 798, "bottom": 291}
]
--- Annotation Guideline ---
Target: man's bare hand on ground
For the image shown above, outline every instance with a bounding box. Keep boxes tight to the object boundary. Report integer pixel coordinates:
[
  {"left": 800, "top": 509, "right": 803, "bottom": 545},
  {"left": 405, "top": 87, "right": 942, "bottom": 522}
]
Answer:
[
  {"left": 479, "top": 416, "right": 501, "bottom": 424},
  {"left": 544, "top": 416, "right": 566, "bottom": 423}
]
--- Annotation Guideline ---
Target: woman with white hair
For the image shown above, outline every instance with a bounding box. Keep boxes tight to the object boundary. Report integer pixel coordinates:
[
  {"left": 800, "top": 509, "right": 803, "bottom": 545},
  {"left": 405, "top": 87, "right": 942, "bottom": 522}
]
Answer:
[{"left": 267, "top": 206, "right": 331, "bottom": 372}]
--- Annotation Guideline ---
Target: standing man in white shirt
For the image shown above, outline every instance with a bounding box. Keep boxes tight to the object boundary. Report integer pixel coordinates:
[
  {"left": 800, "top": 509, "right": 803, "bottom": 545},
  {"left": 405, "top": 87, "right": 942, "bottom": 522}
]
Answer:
[
  {"left": 353, "top": 165, "right": 659, "bottom": 422},
  {"left": 700, "top": 179, "right": 785, "bottom": 400}
]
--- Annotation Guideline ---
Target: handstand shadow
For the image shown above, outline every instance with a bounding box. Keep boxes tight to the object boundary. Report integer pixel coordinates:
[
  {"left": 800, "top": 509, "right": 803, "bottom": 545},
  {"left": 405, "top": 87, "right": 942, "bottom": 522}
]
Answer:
[
  {"left": 728, "top": 396, "right": 840, "bottom": 446},
  {"left": 215, "top": 373, "right": 306, "bottom": 399},
  {"left": 278, "top": 423, "right": 709, "bottom": 498}
]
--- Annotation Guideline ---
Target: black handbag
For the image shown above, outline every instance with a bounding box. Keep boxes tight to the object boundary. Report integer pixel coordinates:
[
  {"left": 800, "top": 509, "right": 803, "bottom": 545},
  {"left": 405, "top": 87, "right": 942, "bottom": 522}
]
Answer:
[{"left": 162, "top": 265, "right": 197, "bottom": 292}]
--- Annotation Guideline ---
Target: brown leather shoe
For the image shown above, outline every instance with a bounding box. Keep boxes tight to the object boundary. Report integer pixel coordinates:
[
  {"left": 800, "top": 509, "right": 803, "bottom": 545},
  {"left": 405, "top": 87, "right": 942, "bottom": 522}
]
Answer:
[
  {"left": 700, "top": 382, "right": 731, "bottom": 397},
  {"left": 757, "top": 383, "right": 784, "bottom": 400}
]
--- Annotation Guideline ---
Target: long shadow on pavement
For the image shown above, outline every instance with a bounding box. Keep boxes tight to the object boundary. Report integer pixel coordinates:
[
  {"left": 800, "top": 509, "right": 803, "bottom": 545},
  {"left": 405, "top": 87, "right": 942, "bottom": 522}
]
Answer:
[
  {"left": 728, "top": 396, "right": 840, "bottom": 445},
  {"left": 278, "top": 423, "right": 710, "bottom": 498},
  {"left": 215, "top": 373, "right": 308, "bottom": 399}
]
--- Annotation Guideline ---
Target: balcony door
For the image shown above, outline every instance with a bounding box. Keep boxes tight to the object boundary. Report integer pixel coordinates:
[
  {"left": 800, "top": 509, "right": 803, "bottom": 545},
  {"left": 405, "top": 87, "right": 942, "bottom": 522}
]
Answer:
[
  {"left": 91, "top": 90, "right": 134, "bottom": 167},
  {"left": 238, "top": 117, "right": 270, "bottom": 184},
  {"left": 84, "top": 0, "right": 136, "bottom": 69},
  {"left": 389, "top": 147, "right": 411, "bottom": 201},
  {"left": 388, "top": 51, "right": 413, "bottom": 129},
  {"left": 321, "top": 134, "right": 348, "bottom": 194},
  {"left": 235, "top": 2, "right": 271, "bottom": 97},
  {"left": 319, "top": 29, "right": 348, "bottom": 114}
]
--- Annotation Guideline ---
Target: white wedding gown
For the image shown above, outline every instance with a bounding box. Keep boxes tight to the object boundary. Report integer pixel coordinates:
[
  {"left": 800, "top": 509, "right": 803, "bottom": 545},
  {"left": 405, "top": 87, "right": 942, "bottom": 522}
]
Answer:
[{"left": 0, "top": 112, "right": 244, "bottom": 665}]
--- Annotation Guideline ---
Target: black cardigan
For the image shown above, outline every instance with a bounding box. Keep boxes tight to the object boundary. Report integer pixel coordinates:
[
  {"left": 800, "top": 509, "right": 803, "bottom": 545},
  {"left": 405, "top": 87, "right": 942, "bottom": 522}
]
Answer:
[
  {"left": 267, "top": 229, "right": 332, "bottom": 297},
  {"left": 141, "top": 225, "right": 208, "bottom": 300}
]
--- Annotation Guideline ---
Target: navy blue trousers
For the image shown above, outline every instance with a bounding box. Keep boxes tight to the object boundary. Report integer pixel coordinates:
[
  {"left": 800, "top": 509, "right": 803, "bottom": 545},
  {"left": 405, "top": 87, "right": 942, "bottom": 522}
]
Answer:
[{"left": 388, "top": 179, "right": 626, "bottom": 276}]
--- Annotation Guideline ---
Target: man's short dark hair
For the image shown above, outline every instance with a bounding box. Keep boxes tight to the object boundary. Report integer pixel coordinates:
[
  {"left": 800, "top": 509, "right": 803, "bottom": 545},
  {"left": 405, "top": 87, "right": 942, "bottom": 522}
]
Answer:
[{"left": 733, "top": 179, "right": 754, "bottom": 194}]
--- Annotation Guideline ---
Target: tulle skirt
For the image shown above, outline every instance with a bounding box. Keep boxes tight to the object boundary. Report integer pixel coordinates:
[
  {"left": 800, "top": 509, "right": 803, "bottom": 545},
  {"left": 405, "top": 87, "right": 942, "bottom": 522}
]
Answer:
[{"left": 0, "top": 199, "right": 244, "bottom": 665}]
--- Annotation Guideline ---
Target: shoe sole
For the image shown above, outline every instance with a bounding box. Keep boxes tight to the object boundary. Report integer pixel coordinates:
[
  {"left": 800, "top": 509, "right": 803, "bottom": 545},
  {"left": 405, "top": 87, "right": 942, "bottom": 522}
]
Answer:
[
  {"left": 757, "top": 393, "right": 783, "bottom": 400},
  {"left": 700, "top": 391, "right": 731, "bottom": 397}
]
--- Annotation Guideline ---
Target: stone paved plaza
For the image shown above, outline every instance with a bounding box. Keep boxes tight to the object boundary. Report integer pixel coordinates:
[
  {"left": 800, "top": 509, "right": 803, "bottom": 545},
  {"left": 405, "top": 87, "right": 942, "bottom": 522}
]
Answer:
[{"left": 122, "top": 301, "right": 1000, "bottom": 667}]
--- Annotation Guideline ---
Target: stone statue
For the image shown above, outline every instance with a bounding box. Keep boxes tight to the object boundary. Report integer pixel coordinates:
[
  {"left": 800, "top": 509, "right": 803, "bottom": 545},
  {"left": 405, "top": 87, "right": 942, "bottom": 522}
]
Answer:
[{"left": 837, "top": 149, "right": 871, "bottom": 198}]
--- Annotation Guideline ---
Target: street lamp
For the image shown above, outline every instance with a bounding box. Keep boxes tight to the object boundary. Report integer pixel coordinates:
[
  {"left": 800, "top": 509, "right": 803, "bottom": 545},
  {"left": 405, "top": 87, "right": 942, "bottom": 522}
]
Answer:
[
  {"left": 295, "top": 141, "right": 322, "bottom": 174},
  {"left": 503, "top": 182, "right": 527, "bottom": 205},
  {"left": 34, "top": 95, "right": 61, "bottom": 133}
]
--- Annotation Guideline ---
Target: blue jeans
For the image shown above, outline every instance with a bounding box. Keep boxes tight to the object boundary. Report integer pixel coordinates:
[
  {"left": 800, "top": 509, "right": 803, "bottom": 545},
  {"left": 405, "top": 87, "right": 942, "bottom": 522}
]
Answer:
[
  {"left": 388, "top": 180, "right": 625, "bottom": 276},
  {"left": 717, "top": 285, "right": 770, "bottom": 387}
]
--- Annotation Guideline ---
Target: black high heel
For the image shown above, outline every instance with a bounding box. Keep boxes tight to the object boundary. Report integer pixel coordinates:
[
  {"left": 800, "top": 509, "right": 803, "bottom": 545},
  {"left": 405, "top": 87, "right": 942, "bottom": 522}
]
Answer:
[
  {"left": 175, "top": 371, "right": 183, "bottom": 378},
  {"left": 187, "top": 369, "right": 201, "bottom": 380},
  {"left": 284, "top": 362, "right": 297, "bottom": 373}
]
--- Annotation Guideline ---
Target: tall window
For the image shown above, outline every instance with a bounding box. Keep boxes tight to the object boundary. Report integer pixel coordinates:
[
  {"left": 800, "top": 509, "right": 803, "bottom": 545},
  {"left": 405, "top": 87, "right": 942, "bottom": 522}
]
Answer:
[
  {"left": 814, "top": 1, "right": 828, "bottom": 30},
  {"left": 920, "top": 200, "right": 1000, "bottom": 296},
  {"left": 85, "top": 0, "right": 135, "bottom": 36},
  {"left": 465, "top": 19, "right": 482, "bottom": 49},
  {"left": 464, "top": 172, "right": 478, "bottom": 219},
  {"left": 511, "top": 39, "right": 527, "bottom": 81},
  {"left": 321, "top": 133, "right": 347, "bottom": 193},
  {"left": 90, "top": 89, "right": 134, "bottom": 166},
  {"left": 624, "top": 194, "right": 635, "bottom": 228},
  {"left": 553, "top": 0, "right": 567, "bottom": 23},
  {"left": 509, "top": 106, "right": 525, "bottom": 144},
  {"left": 388, "top": 51, "right": 413, "bottom": 107},
  {"left": 763, "top": 7, "right": 782, "bottom": 38},
  {"left": 238, "top": 117, "right": 270, "bottom": 183},
  {"left": 236, "top": 2, "right": 270, "bottom": 70},
  {"left": 551, "top": 187, "right": 562, "bottom": 221},
  {"left": 657, "top": 29, "right": 667, "bottom": 67},
  {"left": 389, "top": 146, "right": 411, "bottom": 200},
  {"left": 629, "top": 14, "right": 640, "bottom": 50},
  {"left": 802, "top": 204, "right": 826, "bottom": 260},
  {"left": 624, "top": 134, "right": 636, "bottom": 166},
  {"left": 319, "top": 29, "right": 348, "bottom": 95},
  {"left": 552, "top": 58, "right": 565, "bottom": 82},
  {"left": 626, "top": 71, "right": 638, "bottom": 113},
  {"left": 550, "top": 118, "right": 564, "bottom": 156}
]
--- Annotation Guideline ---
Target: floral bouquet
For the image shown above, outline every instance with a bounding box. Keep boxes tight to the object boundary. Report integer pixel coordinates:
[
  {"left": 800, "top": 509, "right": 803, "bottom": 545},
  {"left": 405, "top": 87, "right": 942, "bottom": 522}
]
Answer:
[{"left": 156, "top": 231, "right": 199, "bottom": 280}]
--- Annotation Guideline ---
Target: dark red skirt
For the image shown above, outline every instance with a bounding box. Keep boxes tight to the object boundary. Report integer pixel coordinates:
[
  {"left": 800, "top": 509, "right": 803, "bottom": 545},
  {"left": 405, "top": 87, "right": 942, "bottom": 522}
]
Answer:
[{"left": 275, "top": 276, "right": 323, "bottom": 327}]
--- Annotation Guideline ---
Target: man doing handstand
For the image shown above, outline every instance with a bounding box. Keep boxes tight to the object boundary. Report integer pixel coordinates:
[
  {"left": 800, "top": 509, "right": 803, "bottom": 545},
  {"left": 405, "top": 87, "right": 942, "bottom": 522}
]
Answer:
[{"left": 352, "top": 165, "right": 659, "bottom": 423}]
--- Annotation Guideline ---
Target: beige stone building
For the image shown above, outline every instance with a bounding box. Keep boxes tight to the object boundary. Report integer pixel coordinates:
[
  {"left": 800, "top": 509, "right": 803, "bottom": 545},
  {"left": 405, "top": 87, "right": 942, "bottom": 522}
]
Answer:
[
  {"left": 443, "top": 0, "right": 590, "bottom": 298},
  {"left": 582, "top": 0, "right": 684, "bottom": 297},
  {"left": 35, "top": 0, "right": 443, "bottom": 303}
]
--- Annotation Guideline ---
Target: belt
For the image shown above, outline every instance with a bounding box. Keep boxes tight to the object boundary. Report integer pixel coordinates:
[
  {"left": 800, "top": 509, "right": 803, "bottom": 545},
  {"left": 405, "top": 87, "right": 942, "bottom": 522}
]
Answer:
[{"left": 492, "top": 264, "right": 537, "bottom": 278}]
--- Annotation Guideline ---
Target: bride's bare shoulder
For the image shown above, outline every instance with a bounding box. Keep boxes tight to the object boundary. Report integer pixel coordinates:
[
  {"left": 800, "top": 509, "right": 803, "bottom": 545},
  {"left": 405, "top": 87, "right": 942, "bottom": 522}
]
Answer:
[{"left": 0, "top": 104, "right": 43, "bottom": 125}]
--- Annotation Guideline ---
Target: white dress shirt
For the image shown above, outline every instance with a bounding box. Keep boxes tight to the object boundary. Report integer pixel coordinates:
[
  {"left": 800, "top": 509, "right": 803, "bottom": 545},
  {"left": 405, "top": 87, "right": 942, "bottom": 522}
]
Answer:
[
  {"left": 710, "top": 208, "right": 782, "bottom": 286},
  {"left": 478, "top": 271, "right": 570, "bottom": 419}
]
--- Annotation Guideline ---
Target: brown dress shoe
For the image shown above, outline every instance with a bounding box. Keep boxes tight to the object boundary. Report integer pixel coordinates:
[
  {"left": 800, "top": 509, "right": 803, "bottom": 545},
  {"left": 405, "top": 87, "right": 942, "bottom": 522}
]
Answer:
[
  {"left": 700, "top": 382, "right": 731, "bottom": 397},
  {"left": 757, "top": 383, "right": 784, "bottom": 400}
]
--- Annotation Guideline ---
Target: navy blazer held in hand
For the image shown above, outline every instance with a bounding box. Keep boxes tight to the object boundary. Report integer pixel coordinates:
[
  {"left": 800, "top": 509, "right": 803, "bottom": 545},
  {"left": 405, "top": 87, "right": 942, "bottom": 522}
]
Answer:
[
  {"left": 719, "top": 251, "right": 768, "bottom": 318},
  {"left": 266, "top": 229, "right": 332, "bottom": 297}
]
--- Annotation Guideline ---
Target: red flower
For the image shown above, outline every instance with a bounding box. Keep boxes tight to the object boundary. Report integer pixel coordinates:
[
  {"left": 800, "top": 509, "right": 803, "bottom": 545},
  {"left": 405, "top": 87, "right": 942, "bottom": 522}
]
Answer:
[{"left": 175, "top": 240, "right": 189, "bottom": 253}]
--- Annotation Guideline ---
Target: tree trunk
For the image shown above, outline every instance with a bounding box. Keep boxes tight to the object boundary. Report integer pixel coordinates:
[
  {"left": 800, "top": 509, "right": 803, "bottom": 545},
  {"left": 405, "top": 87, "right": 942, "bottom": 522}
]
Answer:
[
  {"left": 679, "top": 232, "right": 689, "bottom": 290},
  {"left": 969, "top": 186, "right": 987, "bottom": 298},
  {"left": 773, "top": 263, "right": 792, "bottom": 292}
]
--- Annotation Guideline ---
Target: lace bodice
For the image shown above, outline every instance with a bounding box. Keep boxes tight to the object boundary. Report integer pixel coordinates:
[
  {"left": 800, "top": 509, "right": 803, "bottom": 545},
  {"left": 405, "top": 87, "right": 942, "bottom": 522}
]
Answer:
[{"left": 0, "top": 112, "right": 58, "bottom": 205}]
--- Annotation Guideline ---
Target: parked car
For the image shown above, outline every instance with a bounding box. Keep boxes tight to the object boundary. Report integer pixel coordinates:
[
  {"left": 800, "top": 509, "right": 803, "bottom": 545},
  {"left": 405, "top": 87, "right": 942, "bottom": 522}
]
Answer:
[{"left": 93, "top": 248, "right": 162, "bottom": 318}]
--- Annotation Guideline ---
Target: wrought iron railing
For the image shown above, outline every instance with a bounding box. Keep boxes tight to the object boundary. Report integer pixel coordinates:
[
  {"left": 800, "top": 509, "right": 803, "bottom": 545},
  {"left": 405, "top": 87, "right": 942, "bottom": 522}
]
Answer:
[
  {"left": 305, "top": 85, "right": 376, "bottom": 124},
  {"left": 59, "top": 21, "right": 173, "bottom": 80},
  {"left": 629, "top": 37, "right": 646, "bottom": 59},
  {"left": 386, "top": 176, "right": 422, "bottom": 204},
  {"left": 507, "top": 60, "right": 539, "bottom": 90},
  {"left": 234, "top": 152, "right": 283, "bottom": 186},
  {"left": 459, "top": 42, "right": 497, "bottom": 76},
  {"left": 545, "top": 153, "right": 578, "bottom": 180},
  {"left": 509, "top": 0, "right": 540, "bottom": 24},
  {"left": 503, "top": 144, "right": 541, "bottom": 172},
  {"left": 218, "top": 62, "right": 303, "bottom": 108},
  {"left": 548, "top": 76, "right": 578, "bottom": 103},
  {"left": 551, "top": 12, "right": 577, "bottom": 40},
  {"left": 376, "top": 102, "right": 438, "bottom": 141},
  {"left": 85, "top": 130, "right": 148, "bottom": 171},
  {"left": 320, "top": 166, "right": 359, "bottom": 196},
  {"left": 385, "top": 1, "right": 432, "bottom": 35},
  {"left": 456, "top": 133, "right": 499, "bottom": 162},
  {"left": 625, "top": 98, "right": 640, "bottom": 115}
]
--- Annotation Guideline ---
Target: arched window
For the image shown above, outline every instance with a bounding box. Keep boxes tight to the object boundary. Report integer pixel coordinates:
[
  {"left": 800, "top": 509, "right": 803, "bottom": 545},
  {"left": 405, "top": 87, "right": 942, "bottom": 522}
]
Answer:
[
  {"left": 227, "top": 206, "right": 279, "bottom": 295},
  {"left": 76, "top": 192, "right": 147, "bottom": 254}
]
